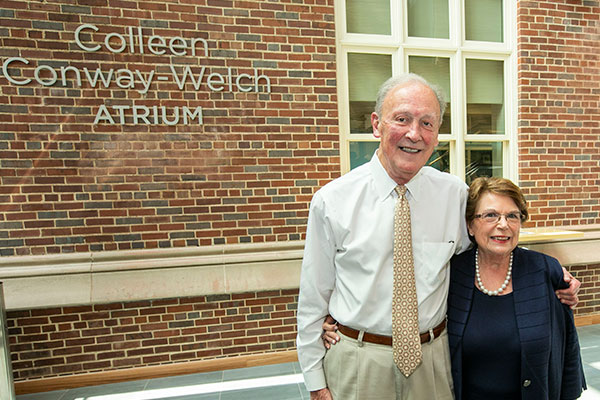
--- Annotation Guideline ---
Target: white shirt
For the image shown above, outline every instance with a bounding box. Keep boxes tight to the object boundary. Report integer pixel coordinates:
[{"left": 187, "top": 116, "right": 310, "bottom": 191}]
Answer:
[{"left": 296, "top": 153, "right": 471, "bottom": 391}]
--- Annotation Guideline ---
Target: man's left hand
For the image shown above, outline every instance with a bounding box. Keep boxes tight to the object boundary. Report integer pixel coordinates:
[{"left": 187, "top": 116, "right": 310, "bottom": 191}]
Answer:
[{"left": 556, "top": 267, "right": 581, "bottom": 308}]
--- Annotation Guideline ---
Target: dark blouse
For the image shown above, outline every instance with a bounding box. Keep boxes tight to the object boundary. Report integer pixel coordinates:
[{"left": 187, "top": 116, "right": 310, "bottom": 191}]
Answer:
[{"left": 462, "top": 289, "right": 521, "bottom": 399}]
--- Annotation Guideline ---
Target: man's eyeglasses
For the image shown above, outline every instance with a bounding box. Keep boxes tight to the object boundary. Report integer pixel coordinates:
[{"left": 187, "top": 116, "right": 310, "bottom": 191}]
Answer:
[{"left": 474, "top": 212, "right": 522, "bottom": 225}]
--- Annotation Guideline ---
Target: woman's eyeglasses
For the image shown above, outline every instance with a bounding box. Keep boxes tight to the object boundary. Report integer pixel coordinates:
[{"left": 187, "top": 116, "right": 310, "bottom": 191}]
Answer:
[{"left": 474, "top": 212, "right": 522, "bottom": 225}]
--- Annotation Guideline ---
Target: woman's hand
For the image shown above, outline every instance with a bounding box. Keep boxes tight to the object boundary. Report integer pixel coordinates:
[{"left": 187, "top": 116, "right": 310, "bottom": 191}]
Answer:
[
  {"left": 556, "top": 267, "right": 581, "bottom": 309},
  {"left": 322, "top": 315, "right": 340, "bottom": 349}
]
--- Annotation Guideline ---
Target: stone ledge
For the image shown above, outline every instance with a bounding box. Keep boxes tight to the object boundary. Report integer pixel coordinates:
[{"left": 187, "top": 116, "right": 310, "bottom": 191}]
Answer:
[
  {"left": 1, "top": 226, "right": 599, "bottom": 310},
  {"left": 0, "top": 241, "right": 305, "bottom": 278},
  {"left": 0, "top": 242, "right": 304, "bottom": 310}
]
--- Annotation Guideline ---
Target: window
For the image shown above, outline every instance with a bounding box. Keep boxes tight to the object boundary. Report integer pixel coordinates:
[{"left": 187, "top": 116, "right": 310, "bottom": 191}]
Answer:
[{"left": 337, "top": 0, "right": 516, "bottom": 183}]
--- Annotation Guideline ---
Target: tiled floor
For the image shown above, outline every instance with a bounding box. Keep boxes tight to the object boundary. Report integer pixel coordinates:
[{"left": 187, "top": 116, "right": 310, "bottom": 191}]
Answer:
[
  {"left": 578, "top": 324, "right": 600, "bottom": 399},
  {"left": 15, "top": 362, "right": 308, "bottom": 400},
  {"left": 15, "top": 324, "right": 600, "bottom": 400}
]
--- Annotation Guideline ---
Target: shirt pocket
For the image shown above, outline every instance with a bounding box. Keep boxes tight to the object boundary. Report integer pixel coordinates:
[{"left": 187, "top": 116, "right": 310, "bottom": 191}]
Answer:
[{"left": 416, "top": 241, "right": 456, "bottom": 285}]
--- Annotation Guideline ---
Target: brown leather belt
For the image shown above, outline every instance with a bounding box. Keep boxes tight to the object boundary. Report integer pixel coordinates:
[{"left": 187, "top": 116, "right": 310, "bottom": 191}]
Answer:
[{"left": 336, "top": 319, "right": 446, "bottom": 346}]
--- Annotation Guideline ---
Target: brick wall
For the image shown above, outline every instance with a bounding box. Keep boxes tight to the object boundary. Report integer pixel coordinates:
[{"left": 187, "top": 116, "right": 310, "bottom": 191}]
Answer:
[
  {"left": 0, "top": 0, "right": 338, "bottom": 256},
  {"left": 7, "top": 289, "right": 298, "bottom": 381},
  {"left": 3, "top": 0, "right": 600, "bottom": 386},
  {"left": 517, "top": 0, "right": 600, "bottom": 227},
  {"left": 2, "top": 0, "right": 598, "bottom": 255},
  {"left": 571, "top": 262, "right": 600, "bottom": 315}
]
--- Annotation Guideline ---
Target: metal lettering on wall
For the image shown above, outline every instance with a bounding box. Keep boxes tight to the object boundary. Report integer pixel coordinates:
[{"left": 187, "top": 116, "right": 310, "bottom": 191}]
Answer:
[{"left": 1, "top": 24, "right": 272, "bottom": 126}]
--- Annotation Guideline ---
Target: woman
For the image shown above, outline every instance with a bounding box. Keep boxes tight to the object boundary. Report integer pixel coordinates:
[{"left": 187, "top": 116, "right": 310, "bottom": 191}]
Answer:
[
  {"left": 322, "top": 177, "right": 586, "bottom": 399},
  {"left": 447, "top": 176, "right": 585, "bottom": 399}
]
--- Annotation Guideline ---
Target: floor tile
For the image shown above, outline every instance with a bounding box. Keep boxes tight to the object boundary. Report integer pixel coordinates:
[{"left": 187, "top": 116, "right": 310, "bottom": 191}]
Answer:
[
  {"left": 144, "top": 371, "right": 223, "bottom": 390},
  {"left": 220, "top": 383, "right": 303, "bottom": 400},
  {"left": 14, "top": 390, "right": 67, "bottom": 400},
  {"left": 160, "top": 394, "right": 220, "bottom": 400},
  {"left": 222, "top": 362, "right": 297, "bottom": 381},
  {"left": 297, "top": 383, "right": 310, "bottom": 399}
]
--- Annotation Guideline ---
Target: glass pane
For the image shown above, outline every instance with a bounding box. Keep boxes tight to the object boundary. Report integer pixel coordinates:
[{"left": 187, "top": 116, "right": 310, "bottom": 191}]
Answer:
[
  {"left": 346, "top": 0, "right": 391, "bottom": 35},
  {"left": 348, "top": 53, "right": 392, "bottom": 134},
  {"left": 350, "top": 141, "right": 379, "bottom": 169},
  {"left": 466, "top": 59, "right": 504, "bottom": 135},
  {"left": 465, "top": 0, "right": 503, "bottom": 42},
  {"left": 427, "top": 142, "right": 450, "bottom": 173},
  {"left": 409, "top": 56, "right": 451, "bottom": 134},
  {"left": 465, "top": 142, "right": 503, "bottom": 184},
  {"left": 407, "top": 0, "right": 449, "bottom": 39}
]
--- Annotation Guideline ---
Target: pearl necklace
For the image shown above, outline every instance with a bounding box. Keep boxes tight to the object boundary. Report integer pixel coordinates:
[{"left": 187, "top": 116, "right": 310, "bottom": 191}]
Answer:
[{"left": 475, "top": 248, "right": 513, "bottom": 296}]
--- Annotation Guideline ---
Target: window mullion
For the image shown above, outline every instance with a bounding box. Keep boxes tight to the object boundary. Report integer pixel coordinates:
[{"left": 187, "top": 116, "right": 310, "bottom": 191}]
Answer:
[
  {"left": 337, "top": 47, "right": 351, "bottom": 174},
  {"left": 453, "top": 48, "right": 466, "bottom": 180}
]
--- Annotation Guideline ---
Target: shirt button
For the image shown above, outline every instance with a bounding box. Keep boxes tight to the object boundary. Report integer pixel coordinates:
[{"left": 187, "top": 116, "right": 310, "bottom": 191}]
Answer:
[{"left": 523, "top": 379, "right": 531, "bottom": 387}]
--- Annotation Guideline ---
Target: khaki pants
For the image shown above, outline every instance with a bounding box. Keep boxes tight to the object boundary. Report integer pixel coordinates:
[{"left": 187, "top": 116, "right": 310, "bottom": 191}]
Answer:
[{"left": 323, "top": 329, "right": 454, "bottom": 400}]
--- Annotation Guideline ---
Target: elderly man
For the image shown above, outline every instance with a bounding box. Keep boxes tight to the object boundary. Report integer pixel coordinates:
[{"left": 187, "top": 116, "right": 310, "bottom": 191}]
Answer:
[{"left": 296, "top": 73, "right": 580, "bottom": 400}]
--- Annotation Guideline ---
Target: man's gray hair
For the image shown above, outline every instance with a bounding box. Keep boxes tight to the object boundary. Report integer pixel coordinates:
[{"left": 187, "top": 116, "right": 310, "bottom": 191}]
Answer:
[{"left": 374, "top": 73, "right": 447, "bottom": 125}]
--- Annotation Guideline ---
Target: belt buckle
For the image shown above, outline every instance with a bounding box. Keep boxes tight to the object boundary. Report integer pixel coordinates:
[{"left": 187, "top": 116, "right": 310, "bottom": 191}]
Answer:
[{"left": 428, "top": 327, "right": 435, "bottom": 344}]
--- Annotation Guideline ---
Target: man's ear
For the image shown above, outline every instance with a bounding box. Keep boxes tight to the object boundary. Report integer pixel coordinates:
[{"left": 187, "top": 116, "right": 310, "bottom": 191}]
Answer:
[{"left": 371, "top": 112, "right": 381, "bottom": 138}]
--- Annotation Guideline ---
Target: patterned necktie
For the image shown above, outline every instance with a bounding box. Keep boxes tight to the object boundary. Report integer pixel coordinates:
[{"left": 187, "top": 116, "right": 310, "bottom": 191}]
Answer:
[{"left": 392, "top": 185, "right": 422, "bottom": 377}]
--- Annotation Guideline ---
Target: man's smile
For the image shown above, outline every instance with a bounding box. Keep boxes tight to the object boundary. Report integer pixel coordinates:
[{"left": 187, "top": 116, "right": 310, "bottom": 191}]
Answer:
[{"left": 399, "top": 146, "right": 421, "bottom": 153}]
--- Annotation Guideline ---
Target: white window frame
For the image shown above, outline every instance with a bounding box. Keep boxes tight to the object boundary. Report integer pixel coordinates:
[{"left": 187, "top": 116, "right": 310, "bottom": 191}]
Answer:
[{"left": 335, "top": 0, "right": 518, "bottom": 182}]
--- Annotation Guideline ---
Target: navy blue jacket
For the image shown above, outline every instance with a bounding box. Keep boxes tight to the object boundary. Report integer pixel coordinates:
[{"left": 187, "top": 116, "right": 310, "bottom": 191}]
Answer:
[{"left": 448, "top": 246, "right": 586, "bottom": 400}]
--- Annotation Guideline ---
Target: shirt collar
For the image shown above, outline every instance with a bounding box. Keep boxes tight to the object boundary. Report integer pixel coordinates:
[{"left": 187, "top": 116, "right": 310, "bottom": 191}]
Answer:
[{"left": 369, "top": 150, "right": 423, "bottom": 202}]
